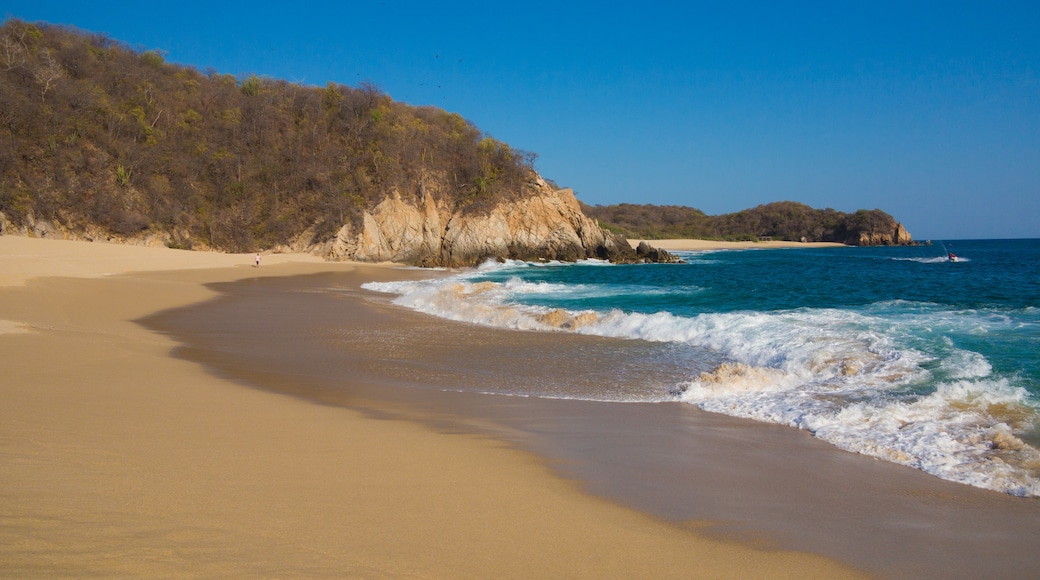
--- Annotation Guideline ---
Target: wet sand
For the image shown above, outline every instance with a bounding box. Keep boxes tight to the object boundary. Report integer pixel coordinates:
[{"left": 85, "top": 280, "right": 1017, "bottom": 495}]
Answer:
[
  {"left": 1, "top": 236, "right": 859, "bottom": 578},
  {"left": 148, "top": 270, "right": 1040, "bottom": 579}
]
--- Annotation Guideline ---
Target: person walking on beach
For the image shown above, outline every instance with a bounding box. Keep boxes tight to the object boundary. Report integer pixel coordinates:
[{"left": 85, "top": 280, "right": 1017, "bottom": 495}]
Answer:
[{"left": 255, "top": 252, "right": 261, "bottom": 268}]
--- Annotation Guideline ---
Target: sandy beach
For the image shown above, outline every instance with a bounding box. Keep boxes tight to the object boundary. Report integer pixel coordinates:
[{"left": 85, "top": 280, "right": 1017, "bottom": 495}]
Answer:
[
  {"left": 140, "top": 256, "right": 1040, "bottom": 579},
  {"left": 0, "top": 235, "right": 859, "bottom": 577}
]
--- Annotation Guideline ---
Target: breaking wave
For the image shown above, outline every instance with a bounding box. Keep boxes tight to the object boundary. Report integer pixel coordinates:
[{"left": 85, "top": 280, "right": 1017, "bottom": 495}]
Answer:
[{"left": 363, "top": 259, "right": 1040, "bottom": 496}]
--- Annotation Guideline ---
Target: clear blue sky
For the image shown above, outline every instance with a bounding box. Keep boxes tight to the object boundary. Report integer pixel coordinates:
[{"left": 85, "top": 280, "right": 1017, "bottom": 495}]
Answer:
[{"left": 5, "top": 1, "right": 1038, "bottom": 240}]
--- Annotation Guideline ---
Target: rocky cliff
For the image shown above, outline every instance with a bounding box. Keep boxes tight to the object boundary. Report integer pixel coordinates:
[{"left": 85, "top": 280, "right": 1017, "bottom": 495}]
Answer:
[
  {"left": 0, "top": 179, "right": 665, "bottom": 267},
  {"left": 290, "top": 179, "right": 644, "bottom": 266},
  {"left": 850, "top": 222, "right": 914, "bottom": 246}
]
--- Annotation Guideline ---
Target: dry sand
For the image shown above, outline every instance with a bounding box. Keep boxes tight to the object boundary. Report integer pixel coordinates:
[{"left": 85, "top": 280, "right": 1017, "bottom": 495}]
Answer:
[
  {"left": 631, "top": 238, "right": 846, "bottom": 251},
  {"left": 0, "top": 235, "right": 860, "bottom": 577}
]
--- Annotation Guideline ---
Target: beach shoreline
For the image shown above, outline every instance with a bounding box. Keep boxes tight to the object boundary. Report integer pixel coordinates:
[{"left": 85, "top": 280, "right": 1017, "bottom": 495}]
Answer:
[
  {"left": 148, "top": 262, "right": 1040, "bottom": 579},
  {"left": 0, "top": 236, "right": 860, "bottom": 577}
]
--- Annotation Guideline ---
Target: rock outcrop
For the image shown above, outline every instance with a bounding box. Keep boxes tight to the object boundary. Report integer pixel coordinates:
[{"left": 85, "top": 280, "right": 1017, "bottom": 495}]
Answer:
[
  {"left": 635, "top": 241, "right": 682, "bottom": 263},
  {"left": 0, "top": 209, "right": 178, "bottom": 248},
  {"left": 1, "top": 175, "right": 671, "bottom": 267},
  {"left": 850, "top": 222, "right": 914, "bottom": 246},
  {"left": 292, "top": 178, "right": 643, "bottom": 267}
]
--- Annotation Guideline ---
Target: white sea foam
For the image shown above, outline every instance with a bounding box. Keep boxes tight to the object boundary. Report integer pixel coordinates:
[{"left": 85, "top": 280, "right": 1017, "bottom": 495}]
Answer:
[
  {"left": 941, "top": 349, "right": 993, "bottom": 379},
  {"left": 892, "top": 256, "right": 972, "bottom": 263},
  {"left": 893, "top": 256, "right": 948, "bottom": 263},
  {"left": 362, "top": 267, "right": 1040, "bottom": 496},
  {"left": 671, "top": 251, "right": 723, "bottom": 265},
  {"left": 495, "top": 277, "right": 701, "bottom": 301}
]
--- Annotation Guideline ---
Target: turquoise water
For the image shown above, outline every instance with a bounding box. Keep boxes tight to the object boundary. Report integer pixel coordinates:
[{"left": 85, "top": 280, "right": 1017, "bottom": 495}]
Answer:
[{"left": 365, "top": 239, "right": 1040, "bottom": 496}]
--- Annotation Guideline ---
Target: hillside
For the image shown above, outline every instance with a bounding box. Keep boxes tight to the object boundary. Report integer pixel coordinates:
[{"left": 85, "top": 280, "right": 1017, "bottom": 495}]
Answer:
[
  {"left": 0, "top": 19, "right": 909, "bottom": 264},
  {"left": 581, "top": 201, "right": 914, "bottom": 246},
  {"left": 0, "top": 19, "right": 648, "bottom": 265}
]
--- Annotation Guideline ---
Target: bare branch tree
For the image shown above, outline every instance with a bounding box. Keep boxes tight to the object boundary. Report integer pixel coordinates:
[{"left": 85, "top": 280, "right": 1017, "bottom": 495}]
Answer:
[
  {"left": 1, "top": 32, "right": 27, "bottom": 71},
  {"left": 32, "top": 48, "right": 65, "bottom": 102}
]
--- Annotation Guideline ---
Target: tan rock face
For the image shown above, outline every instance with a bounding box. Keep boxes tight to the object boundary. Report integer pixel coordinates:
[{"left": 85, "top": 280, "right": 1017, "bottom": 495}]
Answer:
[
  {"left": 855, "top": 222, "right": 914, "bottom": 246},
  {"left": 1, "top": 174, "right": 646, "bottom": 266},
  {"left": 312, "top": 178, "right": 635, "bottom": 266},
  {"left": 895, "top": 223, "right": 913, "bottom": 245}
]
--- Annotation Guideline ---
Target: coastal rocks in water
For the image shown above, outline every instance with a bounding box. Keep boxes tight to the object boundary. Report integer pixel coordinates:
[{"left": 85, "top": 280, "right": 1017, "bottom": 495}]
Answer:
[{"left": 635, "top": 241, "right": 682, "bottom": 263}]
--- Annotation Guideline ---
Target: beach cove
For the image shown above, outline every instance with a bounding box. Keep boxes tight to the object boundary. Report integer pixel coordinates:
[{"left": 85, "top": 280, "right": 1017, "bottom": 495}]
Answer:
[
  {"left": 1, "top": 236, "right": 859, "bottom": 578},
  {"left": 3, "top": 236, "right": 1040, "bottom": 577},
  {"left": 150, "top": 242, "right": 1040, "bottom": 578}
]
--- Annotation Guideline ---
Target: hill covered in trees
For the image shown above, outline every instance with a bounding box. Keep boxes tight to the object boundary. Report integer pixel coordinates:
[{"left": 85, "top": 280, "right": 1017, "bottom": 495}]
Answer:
[
  {"left": 0, "top": 19, "right": 910, "bottom": 261},
  {"left": 580, "top": 201, "right": 914, "bottom": 245},
  {"left": 0, "top": 19, "right": 547, "bottom": 255}
]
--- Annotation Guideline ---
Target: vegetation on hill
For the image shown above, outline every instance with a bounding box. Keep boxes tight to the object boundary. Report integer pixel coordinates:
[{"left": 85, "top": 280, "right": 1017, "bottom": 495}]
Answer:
[
  {"left": 0, "top": 19, "right": 536, "bottom": 251},
  {"left": 580, "top": 200, "right": 908, "bottom": 244},
  {"left": 0, "top": 19, "right": 911, "bottom": 255}
]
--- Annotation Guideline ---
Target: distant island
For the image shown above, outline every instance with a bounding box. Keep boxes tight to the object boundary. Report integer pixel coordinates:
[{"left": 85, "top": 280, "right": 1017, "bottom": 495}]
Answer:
[{"left": 0, "top": 19, "right": 912, "bottom": 266}]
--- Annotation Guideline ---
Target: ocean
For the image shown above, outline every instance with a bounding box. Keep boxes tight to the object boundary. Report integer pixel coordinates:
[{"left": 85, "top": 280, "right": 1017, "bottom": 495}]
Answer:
[{"left": 363, "top": 239, "right": 1040, "bottom": 497}]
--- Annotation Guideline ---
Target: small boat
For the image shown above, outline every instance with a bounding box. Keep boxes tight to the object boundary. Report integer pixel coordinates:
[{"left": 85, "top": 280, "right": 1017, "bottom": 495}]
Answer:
[{"left": 948, "top": 252, "right": 958, "bottom": 262}]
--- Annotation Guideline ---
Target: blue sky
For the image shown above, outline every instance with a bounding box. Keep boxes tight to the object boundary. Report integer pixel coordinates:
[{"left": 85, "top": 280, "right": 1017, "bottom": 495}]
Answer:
[{"left": 5, "top": 1, "right": 1038, "bottom": 240}]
